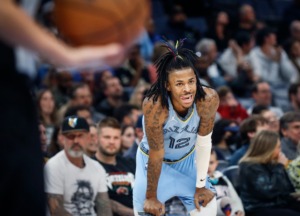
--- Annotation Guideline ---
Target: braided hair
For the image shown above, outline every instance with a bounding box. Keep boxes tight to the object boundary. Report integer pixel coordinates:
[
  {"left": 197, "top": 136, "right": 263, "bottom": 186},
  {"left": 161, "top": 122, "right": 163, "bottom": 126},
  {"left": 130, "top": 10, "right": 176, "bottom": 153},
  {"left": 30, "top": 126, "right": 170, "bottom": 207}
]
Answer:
[{"left": 145, "top": 39, "right": 206, "bottom": 109}]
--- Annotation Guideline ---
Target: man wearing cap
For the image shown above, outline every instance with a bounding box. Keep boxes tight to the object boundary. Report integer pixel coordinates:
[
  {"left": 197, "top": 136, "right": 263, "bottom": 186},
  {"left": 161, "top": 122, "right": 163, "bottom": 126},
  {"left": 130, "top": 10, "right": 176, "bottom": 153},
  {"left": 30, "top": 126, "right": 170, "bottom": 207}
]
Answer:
[{"left": 44, "top": 116, "right": 113, "bottom": 216}]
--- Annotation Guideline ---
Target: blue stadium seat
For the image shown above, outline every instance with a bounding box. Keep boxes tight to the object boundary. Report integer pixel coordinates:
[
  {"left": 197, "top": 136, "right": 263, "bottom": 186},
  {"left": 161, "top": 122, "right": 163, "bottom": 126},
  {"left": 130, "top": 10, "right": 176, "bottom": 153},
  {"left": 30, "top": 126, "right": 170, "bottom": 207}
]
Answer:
[
  {"left": 222, "top": 165, "right": 240, "bottom": 194},
  {"left": 216, "top": 160, "right": 229, "bottom": 172}
]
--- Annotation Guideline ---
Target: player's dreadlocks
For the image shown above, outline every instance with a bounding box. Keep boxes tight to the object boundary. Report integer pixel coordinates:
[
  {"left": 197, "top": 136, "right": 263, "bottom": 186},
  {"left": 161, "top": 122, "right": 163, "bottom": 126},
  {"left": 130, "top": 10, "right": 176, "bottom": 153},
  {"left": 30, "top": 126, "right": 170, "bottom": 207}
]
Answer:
[{"left": 145, "top": 38, "right": 206, "bottom": 109}]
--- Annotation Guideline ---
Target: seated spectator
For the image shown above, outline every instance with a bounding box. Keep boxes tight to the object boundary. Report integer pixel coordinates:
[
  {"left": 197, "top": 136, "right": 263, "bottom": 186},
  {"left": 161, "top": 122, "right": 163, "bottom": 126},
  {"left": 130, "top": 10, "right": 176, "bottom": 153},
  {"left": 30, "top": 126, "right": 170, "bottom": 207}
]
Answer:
[
  {"left": 113, "top": 104, "right": 141, "bottom": 127},
  {"left": 248, "top": 27, "right": 298, "bottom": 109},
  {"left": 251, "top": 105, "right": 280, "bottom": 133},
  {"left": 64, "top": 105, "right": 93, "bottom": 125},
  {"left": 123, "top": 115, "right": 144, "bottom": 160},
  {"left": 50, "top": 70, "right": 73, "bottom": 109},
  {"left": 230, "top": 115, "right": 269, "bottom": 166},
  {"left": 36, "top": 88, "right": 58, "bottom": 147},
  {"left": 283, "top": 38, "right": 300, "bottom": 82},
  {"left": 160, "top": 5, "right": 201, "bottom": 50},
  {"left": 208, "top": 148, "right": 244, "bottom": 216},
  {"left": 120, "top": 124, "right": 136, "bottom": 156},
  {"left": 287, "top": 155, "right": 300, "bottom": 192},
  {"left": 58, "top": 83, "right": 105, "bottom": 124},
  {"left": 239, "top": 130, "right": 300, "bottom": 216},
  {"left": 236, "top": 4, "right": 257, "bottom": 36},
  {"left": 84, "top": 124, "right": 99, "bottom": 158},
  {"left": 247, "top": 81, "right": 284, "bottom": 118},
  {"left": 94, "top": 117, "right": 135, "bottom": 216},
  {"left": 205, "top": 11, "right": 232, "bottom": 53},
  {"left": 129, "top": 82, "right": 150, "bottom": 110},
  {"left": 39, "top": 121, "right": 49, "bottom": 164},
  {"left": 114, "top": 44, "right": 151, "bottom": 88},
  {"left": 280, "top": 111, "right": 300, "bottom": 160},
  {"left": 286, "top": 82, "right": 300, "bottom": 112},
  {"left": 217, "top": 86, "right": 249, "bottom": 124},
  {"left": 218, "top": 31, "right": 257, "bottom": 98},
  {"left": 47, "top": 126, "right": 64, "bottom": 158},
  {"left": 195, "top": 38, "right": 228, "bottom": 88},
  {"left": 212, "top": 119, "right": 239, "bottom": 161},
  {"left": 96, "top": 76, "right": 128, "bottom": 117},
  {"left": 44, "top": 116, "right": 112, "bottom": 216}
]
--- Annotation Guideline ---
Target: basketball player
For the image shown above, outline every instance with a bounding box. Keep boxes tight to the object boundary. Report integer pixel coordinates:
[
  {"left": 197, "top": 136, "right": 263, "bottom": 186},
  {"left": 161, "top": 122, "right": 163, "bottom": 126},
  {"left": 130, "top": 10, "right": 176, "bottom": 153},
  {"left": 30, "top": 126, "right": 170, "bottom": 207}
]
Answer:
[
  {"left": 0, "top": 1, "right": 124, "bottom": 215},
  {"left": 133, "top": 39, "right": 219, "bottom": 216}
]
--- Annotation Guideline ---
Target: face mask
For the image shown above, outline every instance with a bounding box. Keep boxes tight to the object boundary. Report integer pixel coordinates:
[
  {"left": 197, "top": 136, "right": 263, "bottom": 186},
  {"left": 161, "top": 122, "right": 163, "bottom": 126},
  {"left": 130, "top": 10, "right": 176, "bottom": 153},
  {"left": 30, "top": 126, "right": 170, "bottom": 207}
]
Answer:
[{"left": 210, "top": 177, "right": 219, "bottom": 185}]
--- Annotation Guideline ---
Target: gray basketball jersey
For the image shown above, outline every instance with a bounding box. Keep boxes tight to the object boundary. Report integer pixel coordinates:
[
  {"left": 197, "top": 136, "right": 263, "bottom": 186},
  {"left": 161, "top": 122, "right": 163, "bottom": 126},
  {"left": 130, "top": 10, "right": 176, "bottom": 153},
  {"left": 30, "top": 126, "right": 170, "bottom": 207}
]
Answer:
[{"left": 140, "top": 98, "right": 200, "bottom": 161}]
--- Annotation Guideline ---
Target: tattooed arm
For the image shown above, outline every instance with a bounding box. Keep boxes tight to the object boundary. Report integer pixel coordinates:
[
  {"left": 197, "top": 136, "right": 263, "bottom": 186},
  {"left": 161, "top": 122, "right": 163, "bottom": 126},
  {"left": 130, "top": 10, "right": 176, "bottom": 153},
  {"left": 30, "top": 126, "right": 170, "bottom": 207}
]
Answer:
[
  {"left": 142, "top": 97, "right": 168, "bottom": 216},
  {"left": 47, "top": 193, "right": 72, "bottom": 216},
  {"left": 197, "top": 87, "right": 219, "bottom": 135},
  {"left": 95, "top": 192, "right": 113, "bottom": 216},
  {"left": 194, "top": 87, "right": 219, "bottom": 210}
]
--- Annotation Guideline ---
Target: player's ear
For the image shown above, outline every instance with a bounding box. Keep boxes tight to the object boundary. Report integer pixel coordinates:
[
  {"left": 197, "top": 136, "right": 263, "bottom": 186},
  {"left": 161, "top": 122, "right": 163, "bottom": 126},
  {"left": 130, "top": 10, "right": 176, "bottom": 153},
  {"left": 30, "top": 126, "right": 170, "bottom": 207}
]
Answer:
[{"left": 166, "top": 82, "right": 171, "bottom": 91}]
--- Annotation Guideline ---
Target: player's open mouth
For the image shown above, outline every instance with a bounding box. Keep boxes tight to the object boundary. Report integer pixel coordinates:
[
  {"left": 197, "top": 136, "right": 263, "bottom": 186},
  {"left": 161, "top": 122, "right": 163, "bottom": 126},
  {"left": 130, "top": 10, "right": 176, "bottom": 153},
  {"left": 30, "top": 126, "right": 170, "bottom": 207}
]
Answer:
[{"left": 180, "top": 94, "right": 193, "bottom": 104}]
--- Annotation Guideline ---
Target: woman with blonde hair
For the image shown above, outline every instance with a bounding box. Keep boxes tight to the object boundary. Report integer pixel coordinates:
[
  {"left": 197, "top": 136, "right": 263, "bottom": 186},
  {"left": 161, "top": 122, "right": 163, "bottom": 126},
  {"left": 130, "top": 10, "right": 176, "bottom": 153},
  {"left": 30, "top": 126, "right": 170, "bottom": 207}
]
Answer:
[{"left": 238, "top": 130, "right": 300, "bottom": 216}]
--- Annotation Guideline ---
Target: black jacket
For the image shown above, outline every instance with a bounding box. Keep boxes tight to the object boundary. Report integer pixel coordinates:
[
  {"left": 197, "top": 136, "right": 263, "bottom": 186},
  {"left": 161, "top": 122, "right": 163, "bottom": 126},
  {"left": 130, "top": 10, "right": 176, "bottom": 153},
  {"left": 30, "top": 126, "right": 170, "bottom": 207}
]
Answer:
[{"left": 239, "top": 162, "right": 295, "bottom": 212}]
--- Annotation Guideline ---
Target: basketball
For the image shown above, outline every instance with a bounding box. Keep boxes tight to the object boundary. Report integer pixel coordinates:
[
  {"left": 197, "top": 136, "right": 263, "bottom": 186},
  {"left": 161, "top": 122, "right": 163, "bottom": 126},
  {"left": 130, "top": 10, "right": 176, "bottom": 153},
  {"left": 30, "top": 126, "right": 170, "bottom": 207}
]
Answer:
[{"left": 53, "top": 0, "right": 150, "bottom": 47}]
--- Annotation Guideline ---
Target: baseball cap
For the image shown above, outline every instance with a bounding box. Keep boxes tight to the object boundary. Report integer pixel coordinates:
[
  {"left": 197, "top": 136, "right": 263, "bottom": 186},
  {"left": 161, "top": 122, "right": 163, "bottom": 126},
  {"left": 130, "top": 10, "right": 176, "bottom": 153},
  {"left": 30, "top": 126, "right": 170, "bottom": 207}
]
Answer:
[{"left": 62, "top": 116, "right": 90, "bottom": 134}]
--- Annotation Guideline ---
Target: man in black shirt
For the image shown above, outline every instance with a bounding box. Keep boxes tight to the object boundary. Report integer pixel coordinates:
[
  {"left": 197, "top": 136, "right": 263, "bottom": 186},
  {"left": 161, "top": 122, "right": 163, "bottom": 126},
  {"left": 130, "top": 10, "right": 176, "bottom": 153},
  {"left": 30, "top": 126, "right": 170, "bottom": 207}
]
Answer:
[{"left": 94, "top": 117, "right": 136, "bottom": 216}]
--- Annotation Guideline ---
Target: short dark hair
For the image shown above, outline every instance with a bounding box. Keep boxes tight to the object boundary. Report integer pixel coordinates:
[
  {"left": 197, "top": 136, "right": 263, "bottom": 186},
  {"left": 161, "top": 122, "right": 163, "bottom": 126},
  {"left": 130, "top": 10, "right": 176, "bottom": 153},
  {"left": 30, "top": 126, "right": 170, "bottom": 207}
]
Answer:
[
  {"left": 217, "top": 86, "right": 232, "bottom": 100},
  {"left": 212, "top": 119, "right": 234, "bottom": 145},
  {"left": 239, "top": 115, "right": 268, "bottom": 143},
  {"left": 288, "top": 83, "right": 300, "bottom": 101},
  {"left": 69, "top": 83, "right": 88, "bottom": 99},
  {"left": 251, "top": 105, "right": 269, "bottom": 115},
  {"left": 255, "top": 27, "right": 275, "bottom": 47},
  {"left": 251, "top": 81, "right": 268, "bottom": 94},
  {"left": 113, "top": 104, "right": 139, "bottom": 123},
  {"left": 97, "top": 117, "right": 121, "bottom": 132},
  {"left": 280, "top": 111, "right": 300, "bottom": 130},
  {"left": 64, "top": 105, "right": 90, "bottom": 118}
]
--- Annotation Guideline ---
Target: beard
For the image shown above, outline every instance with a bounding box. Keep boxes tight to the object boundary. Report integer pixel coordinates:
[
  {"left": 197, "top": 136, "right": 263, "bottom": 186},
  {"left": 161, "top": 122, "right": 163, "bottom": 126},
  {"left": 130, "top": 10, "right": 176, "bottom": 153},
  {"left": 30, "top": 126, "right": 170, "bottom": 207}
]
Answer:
[
  {"left": 67, "top": 143, "right": 84, "bottom": 158},
  {"left": 99, "top": 146, "right": 120, "bottom": 157},
  {"left": 67, "top": 149, "right": 84, "bottom": 158}
]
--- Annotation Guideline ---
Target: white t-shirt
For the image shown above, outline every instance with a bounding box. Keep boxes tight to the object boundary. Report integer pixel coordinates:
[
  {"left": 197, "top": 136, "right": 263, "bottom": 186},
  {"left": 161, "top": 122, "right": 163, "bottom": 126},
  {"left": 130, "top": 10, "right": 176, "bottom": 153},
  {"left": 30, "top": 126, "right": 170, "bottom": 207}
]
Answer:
[{"left": 44, "top": 151, "right": 107, "bottom": 216}]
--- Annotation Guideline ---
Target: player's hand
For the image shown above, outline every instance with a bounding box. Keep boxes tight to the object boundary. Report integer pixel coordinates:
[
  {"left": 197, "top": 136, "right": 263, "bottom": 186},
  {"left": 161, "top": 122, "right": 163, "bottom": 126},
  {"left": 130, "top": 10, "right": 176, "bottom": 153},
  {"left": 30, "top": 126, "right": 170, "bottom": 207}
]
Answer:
[
  {"left": 143, "top": 197, "right": 165, "bottom": 216},
  {"left": 57, "top": 43, "right": 126, "bottom": 70},
  {"left": 194, "top": 187, "right": 215, "bottom": 211}
]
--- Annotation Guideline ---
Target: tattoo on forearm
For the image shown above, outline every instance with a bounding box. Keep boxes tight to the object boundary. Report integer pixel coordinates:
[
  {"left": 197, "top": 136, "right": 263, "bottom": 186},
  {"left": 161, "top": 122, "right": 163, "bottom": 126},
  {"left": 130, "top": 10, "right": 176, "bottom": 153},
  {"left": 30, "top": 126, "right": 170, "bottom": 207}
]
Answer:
[
  {"left": 95, "top": 192, "right": 113, "bottom": 216},
  {"left": 143, "top": 98, "right": 167, "bottom": 198},
  {"left": 47, "top": 193, "right": 71, "bottom": 216},
  {"left": 146, "top": 158, "right": 163, "bottom": 198}
]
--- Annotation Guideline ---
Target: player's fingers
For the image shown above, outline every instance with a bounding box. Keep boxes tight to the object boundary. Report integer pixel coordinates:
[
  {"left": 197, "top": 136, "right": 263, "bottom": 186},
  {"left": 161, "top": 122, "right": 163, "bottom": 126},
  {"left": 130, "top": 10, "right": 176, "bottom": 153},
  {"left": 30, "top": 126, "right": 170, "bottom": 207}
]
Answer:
[
  {"left": 194, "top": 197, "right": 200, "bottom": 211},
  {"left": 160, "top": 204, "right": 165, "bottom": 215}
]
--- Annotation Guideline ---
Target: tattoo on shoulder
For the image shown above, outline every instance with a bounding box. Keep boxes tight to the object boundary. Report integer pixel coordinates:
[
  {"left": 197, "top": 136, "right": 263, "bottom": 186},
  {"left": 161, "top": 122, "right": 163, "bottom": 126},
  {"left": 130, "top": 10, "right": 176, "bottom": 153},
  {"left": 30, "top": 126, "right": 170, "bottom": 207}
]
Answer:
[{"left": 143, "top": 98, "right": 168, "bottom": 151}]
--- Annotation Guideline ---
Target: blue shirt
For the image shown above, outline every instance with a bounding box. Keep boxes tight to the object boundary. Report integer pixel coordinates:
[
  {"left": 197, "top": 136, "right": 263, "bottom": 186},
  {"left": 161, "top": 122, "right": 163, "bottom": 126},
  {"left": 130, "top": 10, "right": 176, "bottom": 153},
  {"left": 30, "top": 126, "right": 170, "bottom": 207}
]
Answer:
[{"left": 229, "top": 144, "right": 249, "bottom": 166}]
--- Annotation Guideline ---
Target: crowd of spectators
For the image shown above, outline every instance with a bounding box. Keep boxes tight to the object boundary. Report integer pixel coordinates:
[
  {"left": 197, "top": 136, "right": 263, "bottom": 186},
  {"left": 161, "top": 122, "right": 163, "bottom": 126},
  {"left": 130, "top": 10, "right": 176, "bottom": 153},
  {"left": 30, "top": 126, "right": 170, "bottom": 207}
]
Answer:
[{"left": 32, "top": 0, "right": 300, "bottom": 215}]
